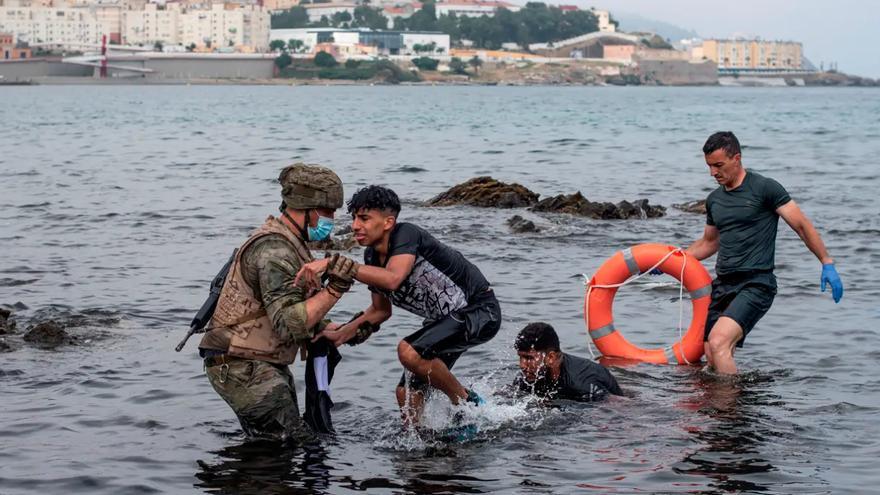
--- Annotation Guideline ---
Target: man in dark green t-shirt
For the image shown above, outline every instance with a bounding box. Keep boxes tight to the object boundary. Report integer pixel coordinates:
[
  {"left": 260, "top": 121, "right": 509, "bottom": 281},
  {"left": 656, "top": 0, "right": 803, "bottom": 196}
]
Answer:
[{"left": 685, "top": 131, "right": 843, "bottom": 375}]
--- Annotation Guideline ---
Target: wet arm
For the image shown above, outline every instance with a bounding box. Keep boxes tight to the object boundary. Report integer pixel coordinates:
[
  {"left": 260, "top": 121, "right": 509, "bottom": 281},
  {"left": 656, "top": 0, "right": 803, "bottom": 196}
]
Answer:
[
  {"left": 346, "top": 292, "right": 393, "bottom": 331},
  {"left": 777, "top": 201, "right": 834, "bottom": 264},
  {"left": 354, "top": 254, "right": 415, "bottom": 292},
  {"left": 686, "top": 224, "right": 719, "bottom": 261}
]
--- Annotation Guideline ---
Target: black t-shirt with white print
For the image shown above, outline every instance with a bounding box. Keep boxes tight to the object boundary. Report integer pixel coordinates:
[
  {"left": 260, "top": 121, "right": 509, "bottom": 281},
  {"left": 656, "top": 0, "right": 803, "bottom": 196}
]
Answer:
[{"left": 364, "top": 222, "right": 490, "bottom": 322}]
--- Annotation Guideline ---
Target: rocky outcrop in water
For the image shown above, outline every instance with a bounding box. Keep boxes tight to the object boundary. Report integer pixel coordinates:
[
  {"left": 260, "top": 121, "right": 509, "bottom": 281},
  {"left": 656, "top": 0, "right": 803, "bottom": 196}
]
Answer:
[
  {"left": 530, "top": 192, "right": 666, "bottom": 219},
  {"left": 307, "top": 225, "right": 359, "bottom": 252},
  {"left": 507, "top": 215, "right": 540, "bottom": 233},
  {"left": 427, "top": 176, "right": 539, "bottom": 208},
  {"left": 0, "top": 308, "right": 15, "bottom": 335},
  {"left": 673, "top": 199, "right": 707, "bottom": 215},
  {"left": 24, "top": 320, "right": 76, "bottom": 348}
]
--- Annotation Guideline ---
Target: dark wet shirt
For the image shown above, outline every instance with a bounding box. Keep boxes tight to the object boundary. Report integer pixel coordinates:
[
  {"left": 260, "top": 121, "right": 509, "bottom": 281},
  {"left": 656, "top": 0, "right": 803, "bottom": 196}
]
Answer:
[
  {"left": 706, "top": 170, "right": 791, "bottom": 276},
  {"left": 364, "top": 222, "right": 490, "bottom": 321},
  {"left": 513, "top": 352, "right": 623, "bottom": 401}
]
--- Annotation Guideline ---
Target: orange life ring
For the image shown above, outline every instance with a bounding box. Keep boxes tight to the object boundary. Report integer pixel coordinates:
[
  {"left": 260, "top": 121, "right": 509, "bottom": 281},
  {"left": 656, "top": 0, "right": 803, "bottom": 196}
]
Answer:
[{"left": 584, "top": 243, "right": 711, "bottom": 364}]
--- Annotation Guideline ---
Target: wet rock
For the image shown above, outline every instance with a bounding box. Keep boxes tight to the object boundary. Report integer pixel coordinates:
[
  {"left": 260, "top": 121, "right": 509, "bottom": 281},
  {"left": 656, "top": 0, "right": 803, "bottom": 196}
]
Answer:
[
  {"left": 0, "top": 339, "right": 10, "bottom": 352},
  {"left": 308, "top": 234, "right": 358, "bottom": 252},
  {"left": 30, "top": 307, "right": 120, "bottom": 329},
  {"left": 507, "top": 215, "right": 540, "bottom": 233},
  {"left": 673, "top": 199, "right": 707, "bottom": 215},
  {"left": 23, "top": 320, "right": 75, "bottom": 348},
  {"left": 427, "top": 176, "right": 539, "bottom": 208},
  {"left": 530, "top": 192, "right": 665, "bottom": 219},
  {"left": 0, "top": 308, "right": 15, "bottom": 335}
]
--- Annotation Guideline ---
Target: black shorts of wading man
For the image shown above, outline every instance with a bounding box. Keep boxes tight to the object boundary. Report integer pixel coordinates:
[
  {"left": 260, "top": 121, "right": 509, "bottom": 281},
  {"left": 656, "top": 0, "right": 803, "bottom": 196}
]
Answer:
[
  {"left": 683, "top": 131, "right": 843, "bottom": 375},
  {"left": 302, "top": 185, "right": 502, "bottom": 424}
]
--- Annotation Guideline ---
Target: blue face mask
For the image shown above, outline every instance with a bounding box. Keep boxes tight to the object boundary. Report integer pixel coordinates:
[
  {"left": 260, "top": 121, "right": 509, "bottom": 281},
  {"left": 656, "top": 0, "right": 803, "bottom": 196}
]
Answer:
[{"left": 308, "top": 215, "right": 334, "bottom": 241}]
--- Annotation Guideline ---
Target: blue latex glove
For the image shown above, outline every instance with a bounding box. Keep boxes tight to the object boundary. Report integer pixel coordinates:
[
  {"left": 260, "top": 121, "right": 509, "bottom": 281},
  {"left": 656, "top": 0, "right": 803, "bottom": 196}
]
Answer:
[
  {"left": 821, "top": 263, "right": 843, "bottom": 303},
  {"left": 648, "top": 268, "right": 663, "bottom": 275}
]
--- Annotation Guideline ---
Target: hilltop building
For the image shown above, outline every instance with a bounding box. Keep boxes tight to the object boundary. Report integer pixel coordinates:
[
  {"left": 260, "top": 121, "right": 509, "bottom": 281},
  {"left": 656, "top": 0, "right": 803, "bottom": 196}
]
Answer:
[{"left": 701, "top": 38, "right": 803, "bottom": 71}]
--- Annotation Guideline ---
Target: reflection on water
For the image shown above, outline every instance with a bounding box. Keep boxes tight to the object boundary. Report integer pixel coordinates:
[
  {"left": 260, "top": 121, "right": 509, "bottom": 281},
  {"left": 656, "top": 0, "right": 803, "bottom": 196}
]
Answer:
[{"left": 195, "top": 440, "right": 336, "bottom": 494}]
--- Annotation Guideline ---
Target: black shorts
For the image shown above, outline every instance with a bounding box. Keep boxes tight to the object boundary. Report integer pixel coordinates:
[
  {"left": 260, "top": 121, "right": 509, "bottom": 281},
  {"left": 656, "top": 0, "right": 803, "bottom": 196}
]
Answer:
[
  {"left": 397, "top": 290, "right": 501, "bottom": 391},
  {"left": 705, "top": 271, "right": 776, "bottom": 348}
]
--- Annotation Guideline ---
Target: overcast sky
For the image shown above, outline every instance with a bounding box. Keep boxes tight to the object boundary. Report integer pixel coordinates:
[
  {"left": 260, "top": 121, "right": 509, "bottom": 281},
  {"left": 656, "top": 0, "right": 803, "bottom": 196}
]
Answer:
[{"left": 568, "top": 0, "right": 880, "bottom": 78}]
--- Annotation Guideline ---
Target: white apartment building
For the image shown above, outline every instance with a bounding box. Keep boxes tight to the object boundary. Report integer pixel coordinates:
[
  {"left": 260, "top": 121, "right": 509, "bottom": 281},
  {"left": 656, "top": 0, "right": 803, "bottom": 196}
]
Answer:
[
  {"left": 434, "top": 0, "right": 520, "bottom": 18},
  {"left": 401, "top": 31, "right": 448, "bottom": 54},
  {"left": 302, "top": 3, "right": 356, "bottom": 23},
  {"left": 122, "top": 2, "right": 269, "bottom": 50},
  {"left": 0, "top": 4, "right": 109, "bottom": 44}
]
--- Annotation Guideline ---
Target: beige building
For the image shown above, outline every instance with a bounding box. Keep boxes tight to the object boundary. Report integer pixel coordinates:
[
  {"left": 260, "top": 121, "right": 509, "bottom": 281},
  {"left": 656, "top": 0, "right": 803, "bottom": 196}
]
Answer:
[
  {"left": 702, "top": 38, "right": 802, "bottom": 70},
  {"left": 592, "top": 8, "right": 614, "bottom": 33},
  {"left": 0, "top": 4, "right": 109, "bottom": 45},
  {"left": 122, "top": 2, "right": 270, "bottom": 51}
]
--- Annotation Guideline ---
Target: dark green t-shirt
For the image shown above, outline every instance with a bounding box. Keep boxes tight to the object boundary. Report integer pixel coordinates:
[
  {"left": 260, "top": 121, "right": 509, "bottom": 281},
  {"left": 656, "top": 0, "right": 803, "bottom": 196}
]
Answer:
[{"left": 706, "top": 170, "right": 791, "bottom": 276}]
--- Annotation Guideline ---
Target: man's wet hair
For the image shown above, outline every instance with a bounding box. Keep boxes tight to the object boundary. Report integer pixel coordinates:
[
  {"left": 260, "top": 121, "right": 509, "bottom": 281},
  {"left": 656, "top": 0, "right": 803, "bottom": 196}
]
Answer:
[
  {"left": 347, "top": 185, "right": 401, "bottom": 218},
  {"left": 515, "top": 322, "right": 561, "bottom": 353},
  {"left": 703, "top": 131, "right": 741, "bottom": 157}
]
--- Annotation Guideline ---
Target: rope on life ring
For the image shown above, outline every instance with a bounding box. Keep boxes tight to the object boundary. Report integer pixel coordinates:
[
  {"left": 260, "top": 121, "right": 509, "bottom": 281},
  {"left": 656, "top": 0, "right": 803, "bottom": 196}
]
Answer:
[{"left": 582, "top": 244, "right": 712, "bottom": 365}]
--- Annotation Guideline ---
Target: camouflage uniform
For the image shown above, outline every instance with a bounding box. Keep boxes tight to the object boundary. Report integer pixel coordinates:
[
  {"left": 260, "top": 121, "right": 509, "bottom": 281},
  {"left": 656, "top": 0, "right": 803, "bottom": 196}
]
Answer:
[{"left": 200, "top": 163, "right": 344, "bottom": 441}]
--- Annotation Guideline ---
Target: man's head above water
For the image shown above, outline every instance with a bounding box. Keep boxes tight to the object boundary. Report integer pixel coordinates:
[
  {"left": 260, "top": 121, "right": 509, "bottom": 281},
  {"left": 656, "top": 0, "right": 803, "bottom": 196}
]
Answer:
[
  {"left": 346, "top": 185, "right": 401, "bottom": 248},
  {"left": 514, "top": 322, "right": 563, "bottom": 383}
]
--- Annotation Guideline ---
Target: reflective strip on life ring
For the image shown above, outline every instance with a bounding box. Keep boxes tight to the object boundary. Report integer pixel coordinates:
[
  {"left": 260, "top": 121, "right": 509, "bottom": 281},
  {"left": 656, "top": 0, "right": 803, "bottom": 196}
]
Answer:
[{"left": 585, "top": 243, "right": 712, "bottom": 364}]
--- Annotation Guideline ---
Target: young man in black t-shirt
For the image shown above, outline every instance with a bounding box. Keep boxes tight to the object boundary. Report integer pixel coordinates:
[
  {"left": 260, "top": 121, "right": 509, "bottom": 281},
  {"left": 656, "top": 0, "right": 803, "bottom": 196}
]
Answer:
[
  {"left": 305, "top": 185, "right": 501, "bottom": 425},
  {"left": 513, "top": 322, "right": 622, "bottom": 401},
  {"left": 686, "top": 131, "right": 843, "bottom": 375}
]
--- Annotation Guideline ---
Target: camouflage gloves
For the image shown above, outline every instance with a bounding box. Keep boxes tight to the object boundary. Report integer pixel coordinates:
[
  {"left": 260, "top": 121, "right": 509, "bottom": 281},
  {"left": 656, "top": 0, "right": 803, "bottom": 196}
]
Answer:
[
  {"left": 346, "top": 320, "right": 380, "bottom": 346},
  {"left": 325, "top": 253, "right": 359, "bottom": 297}
]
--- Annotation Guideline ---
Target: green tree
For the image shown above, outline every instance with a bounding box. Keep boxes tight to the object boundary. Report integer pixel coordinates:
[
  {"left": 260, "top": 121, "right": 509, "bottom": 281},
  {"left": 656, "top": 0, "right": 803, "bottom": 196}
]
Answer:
[
  {"left": 271, "top": 6, "right": 309, "bottom": 29},
  {"left": 314, "top": 50, "right": 338, "bottom": 67},
  {"left": 468, "top": 55, "right": 482, "bottom": 72},
  {"left": 411, "top": 56, "right": 439, "bottom": 71},
  {"left": 269, "top": 39, "right": 287, "bottom": 52},
  {"left": 352, "top": 5, "right": 388, "bottom": 29},
  {"left": 275, "top": 52, "right": 293, "bottom": 69},
  {"left": 427, "top": 2, "right": 598, "bottom": 49},
  {"left": 331, "top": 10, "right": 352, "bottom": 27},
  {"left": 448, "top": 57, "right": 468, "bottom": 75},
  {"left": 288, "top": 39, "right": 304, "bottom": 53},
  {"left": 153, "top": 41, "right": 164, "bottom": 52},
  {"left": 400, "top": 0, "right": 437, "bottom": 31}
]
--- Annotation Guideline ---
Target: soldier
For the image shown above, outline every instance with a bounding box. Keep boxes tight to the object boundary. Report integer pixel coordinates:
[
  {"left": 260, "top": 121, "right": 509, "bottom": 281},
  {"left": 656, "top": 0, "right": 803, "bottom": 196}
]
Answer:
[{"left": 197, "top": 163, "right": 357, "bottom": 441}]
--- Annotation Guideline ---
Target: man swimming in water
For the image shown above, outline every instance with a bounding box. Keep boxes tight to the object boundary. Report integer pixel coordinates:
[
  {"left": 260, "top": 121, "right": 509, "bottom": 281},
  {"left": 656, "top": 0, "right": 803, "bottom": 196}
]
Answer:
[
  {"left": 301, "top": 185, "right": 501, "bottom": 425},
  {"left": 513, "top": 322, "right": 622, "bottom": 401},
  {"left": 685, "top": 131, "right": 844, "bottom": 375}
]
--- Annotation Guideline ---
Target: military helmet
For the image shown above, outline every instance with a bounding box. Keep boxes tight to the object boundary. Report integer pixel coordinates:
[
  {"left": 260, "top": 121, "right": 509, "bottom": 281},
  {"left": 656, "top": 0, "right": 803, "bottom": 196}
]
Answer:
[{"left": 278, "top": 163, "right": 343, "bottom": 210}]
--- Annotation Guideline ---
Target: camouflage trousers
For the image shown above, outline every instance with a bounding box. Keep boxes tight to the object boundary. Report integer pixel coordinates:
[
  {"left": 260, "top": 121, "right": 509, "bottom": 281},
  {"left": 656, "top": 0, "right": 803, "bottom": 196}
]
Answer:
[{"left": 205, "top": 358, "right": 313, "bottom": 442}]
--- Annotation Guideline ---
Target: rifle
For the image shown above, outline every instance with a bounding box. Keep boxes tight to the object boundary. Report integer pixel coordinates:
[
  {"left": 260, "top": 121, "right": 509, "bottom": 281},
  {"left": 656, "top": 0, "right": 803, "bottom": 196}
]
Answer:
[{"left": 174, "top": 249, "right": 237, "bottom": 352}]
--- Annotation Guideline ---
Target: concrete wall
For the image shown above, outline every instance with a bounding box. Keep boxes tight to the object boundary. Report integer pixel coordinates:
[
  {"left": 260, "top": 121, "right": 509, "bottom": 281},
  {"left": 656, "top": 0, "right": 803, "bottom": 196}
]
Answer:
[
  {"left": 636, "top": 59, "right": 717, "bottom": 85},
  {"left": 0, "top": 58, "right": 90, "bottom": 80},
  {"left": 142, "top": 58, "right": 274, "bottom": 79},
  {"left": 1, "top": 56, "right": 274, "bottom": 81},
  {"left": 603, "top": 44, "right": 635, "bottom": 62}
]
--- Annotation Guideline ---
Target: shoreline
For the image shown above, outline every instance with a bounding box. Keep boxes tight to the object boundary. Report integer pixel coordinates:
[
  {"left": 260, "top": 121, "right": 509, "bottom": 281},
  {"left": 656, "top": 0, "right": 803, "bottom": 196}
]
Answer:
[{"left": 4, "top": 77, "right": 877, "bottom": 87}]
